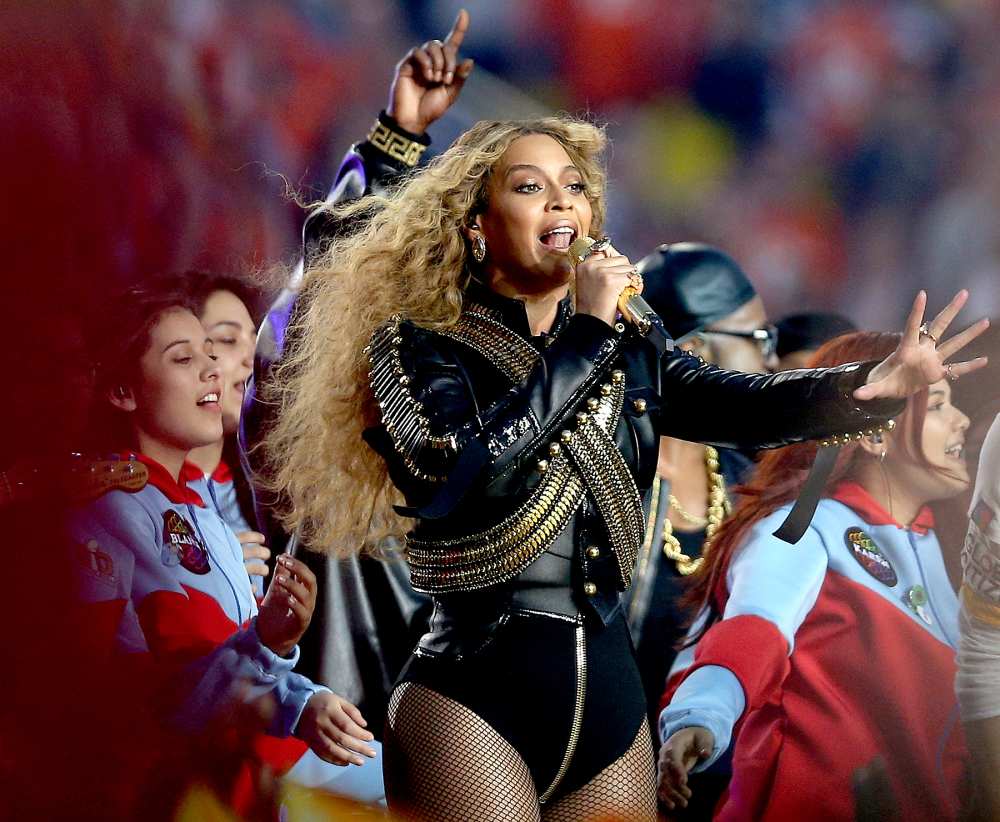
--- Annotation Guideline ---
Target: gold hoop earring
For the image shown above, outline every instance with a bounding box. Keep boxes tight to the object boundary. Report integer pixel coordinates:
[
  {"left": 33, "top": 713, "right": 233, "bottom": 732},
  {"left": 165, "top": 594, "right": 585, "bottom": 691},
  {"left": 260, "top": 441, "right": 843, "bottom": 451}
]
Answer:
[{"left": 471, "top": 235, "right": 486, "bottom": 263}]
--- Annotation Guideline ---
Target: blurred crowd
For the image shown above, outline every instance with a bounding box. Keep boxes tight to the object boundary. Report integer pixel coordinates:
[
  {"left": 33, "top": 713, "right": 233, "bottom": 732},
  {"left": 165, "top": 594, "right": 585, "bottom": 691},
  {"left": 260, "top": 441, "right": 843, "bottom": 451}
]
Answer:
[
  {"left": 9, "top": 1, "right": 1000, "bottom": 321},
  {"left": 4, "top": 0, "right": 993, "bottom": 468}
]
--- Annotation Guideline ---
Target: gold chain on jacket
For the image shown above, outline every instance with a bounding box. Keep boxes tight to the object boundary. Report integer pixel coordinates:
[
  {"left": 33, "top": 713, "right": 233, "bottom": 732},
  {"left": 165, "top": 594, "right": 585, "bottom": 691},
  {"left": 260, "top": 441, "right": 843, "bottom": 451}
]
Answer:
[
  {"left": 407, "top": 436, "right": 587, "bottom": 593},
  {"left": 403, "top": 301, "right": 643, "bottom": 593},
  {"left": 562, "top": 383, "right": 643, "bottom": 589},
  {"left": 408, "top": 372, "right": 644, "bottom": 593},
  {"left": 439, "top": 302, "right": 540, "bottom": 383}
]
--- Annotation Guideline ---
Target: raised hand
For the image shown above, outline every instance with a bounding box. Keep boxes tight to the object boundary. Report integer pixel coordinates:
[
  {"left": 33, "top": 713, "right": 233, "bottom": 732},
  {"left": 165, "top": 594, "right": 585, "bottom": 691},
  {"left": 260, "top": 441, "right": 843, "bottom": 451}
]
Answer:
[
  {"left": 387, "top": 9, "right": 474, "bottom": 135},
  {"left": 854, "top": 289, "right": 989, "bottom": 402},
  {"left": 255, "top": 555, "right": 317, "bottom": 658},
  {"left": 296, "top": 691, "right": 377, "bottom": 767},
  {"left": 657, "top": 726, "right": 715, "bottom": 811}
]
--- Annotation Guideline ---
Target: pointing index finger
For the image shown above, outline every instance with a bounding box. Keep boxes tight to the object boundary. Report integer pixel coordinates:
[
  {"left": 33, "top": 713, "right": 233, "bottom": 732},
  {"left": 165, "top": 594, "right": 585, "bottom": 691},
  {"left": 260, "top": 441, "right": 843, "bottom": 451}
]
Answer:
[{"left": 445, "top": 8, "right": 470, "bottom": 49}]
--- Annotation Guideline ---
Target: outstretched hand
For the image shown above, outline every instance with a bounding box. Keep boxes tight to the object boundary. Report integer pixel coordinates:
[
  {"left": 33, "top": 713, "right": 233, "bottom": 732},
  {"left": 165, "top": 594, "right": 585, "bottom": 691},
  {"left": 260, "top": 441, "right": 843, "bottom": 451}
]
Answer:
[
  {"left": 657, "top": 726, "right": 715, "bottom": 811},
  {"left": 854, "top": 289, "right": 989, "bottom": 403},
  {"left": 388, "top": 9, "right": 474, "bottom": 135},
  {"left": 297, "top": 691, "right": 376, "bottom": 767}
]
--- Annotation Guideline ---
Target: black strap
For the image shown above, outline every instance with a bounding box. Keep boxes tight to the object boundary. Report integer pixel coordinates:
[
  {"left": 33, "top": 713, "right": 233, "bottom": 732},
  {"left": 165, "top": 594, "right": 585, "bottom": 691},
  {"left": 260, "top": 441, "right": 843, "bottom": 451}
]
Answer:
[
  {"left": 773, "top": 445, "right": 841, "bottom": 544},
  {"left": 393, "top": 439, "right": 491, "bottom": 520}
]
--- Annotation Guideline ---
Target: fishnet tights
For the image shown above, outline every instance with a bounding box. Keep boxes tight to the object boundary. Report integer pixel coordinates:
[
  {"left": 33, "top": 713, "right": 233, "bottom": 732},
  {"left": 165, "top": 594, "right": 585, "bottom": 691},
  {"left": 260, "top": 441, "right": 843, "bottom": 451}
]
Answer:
[
  {"left": 384, "top": 682, "right": 541, "bottom": 822},
  {"left": 385, "top": 682, "right": 657, "bottom": 822},
  {"left": 541, "top": 723, "right": 657, "bottom": 822}
]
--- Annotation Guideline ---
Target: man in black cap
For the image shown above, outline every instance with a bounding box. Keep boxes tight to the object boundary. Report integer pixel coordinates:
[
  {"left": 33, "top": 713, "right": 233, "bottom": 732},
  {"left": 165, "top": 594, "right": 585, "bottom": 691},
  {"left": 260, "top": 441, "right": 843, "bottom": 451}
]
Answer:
[
  {"left": 628, "top": 243, "right": 775, "bottom": 673},
  {"left": 640, "top": 241, "right": 780, "bottom": 374},
  {"left": 627, "top": 242, "right": 771, "bottom": 820}
]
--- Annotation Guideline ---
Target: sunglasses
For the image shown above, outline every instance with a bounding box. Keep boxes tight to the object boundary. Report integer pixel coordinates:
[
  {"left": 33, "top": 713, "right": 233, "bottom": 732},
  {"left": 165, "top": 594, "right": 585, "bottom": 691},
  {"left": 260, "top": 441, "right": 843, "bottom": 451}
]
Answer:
[{"left": 700, "top": 324, "right": 779, "bottom": 360}]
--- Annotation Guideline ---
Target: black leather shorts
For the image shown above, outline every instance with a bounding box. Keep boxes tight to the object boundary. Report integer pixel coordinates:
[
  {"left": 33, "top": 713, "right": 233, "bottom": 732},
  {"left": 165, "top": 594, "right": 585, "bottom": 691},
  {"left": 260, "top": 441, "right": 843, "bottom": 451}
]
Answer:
[{"left": 396, "top": 607, "right": 647, "bottom": 801}]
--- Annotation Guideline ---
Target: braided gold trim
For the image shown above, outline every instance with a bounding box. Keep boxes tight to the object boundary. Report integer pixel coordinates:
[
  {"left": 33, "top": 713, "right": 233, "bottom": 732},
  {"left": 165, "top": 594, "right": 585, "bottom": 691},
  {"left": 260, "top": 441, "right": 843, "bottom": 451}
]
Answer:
[
  {"left": 407, "top": 373, "right": 646, "bottom": 593},
  {"left": 395, "top": 303, "right": 642, "bottom": 593},
  {"left": 439, "top": 302, "right": 540, "bottom": 383},
  {"left": 368, "top": 119, "right": 427, "bottom": 167},
  {"left": 563, "top": 376, "right": 644, "bottom": 588},
  {"left": 407, "top": 450, "right": 585, "bottom": 593},
  {"left": 367, "top": 316, "right": 451, "bottom": 482},
  {"left": 407, "top": 378, "right": 631, "bottom": 593}
]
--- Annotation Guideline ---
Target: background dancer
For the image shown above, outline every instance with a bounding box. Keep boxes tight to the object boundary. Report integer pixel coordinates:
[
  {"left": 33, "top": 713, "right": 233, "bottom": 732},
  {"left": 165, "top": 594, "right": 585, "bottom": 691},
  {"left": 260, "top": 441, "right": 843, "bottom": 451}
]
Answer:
[
  {"left": 183, "top": 272, "right": 271, "bottom": 596},
  {"left": 658, "top": 331, "right": 974, "bottom": 821},
  {"left": 72, "top": 283, "right": 382, "bottom": 808}
]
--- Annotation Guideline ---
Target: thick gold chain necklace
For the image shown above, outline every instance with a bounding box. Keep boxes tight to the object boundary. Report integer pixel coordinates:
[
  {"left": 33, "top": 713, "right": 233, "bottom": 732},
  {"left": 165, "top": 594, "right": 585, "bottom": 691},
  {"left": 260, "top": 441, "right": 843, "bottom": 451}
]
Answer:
[
  {"left": 669, "top": 494, "right": 708, "bottom": 527},
  {"left": 661, "top": 445, "right": 731, "bottom": 576}
]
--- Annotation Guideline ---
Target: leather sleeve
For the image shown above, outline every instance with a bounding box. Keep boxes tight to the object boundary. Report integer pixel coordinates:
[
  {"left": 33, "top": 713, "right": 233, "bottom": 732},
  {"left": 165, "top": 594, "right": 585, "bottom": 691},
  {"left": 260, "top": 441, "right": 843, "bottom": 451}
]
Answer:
[
  {"left": 302, "top": 112, "right": 429, "bottom": 266},
  {"left": 367, "top": 314, "right": 620, "bottom": 495},
  {"left": 656, "top": 351, "right": 905, "bottom": 450}
]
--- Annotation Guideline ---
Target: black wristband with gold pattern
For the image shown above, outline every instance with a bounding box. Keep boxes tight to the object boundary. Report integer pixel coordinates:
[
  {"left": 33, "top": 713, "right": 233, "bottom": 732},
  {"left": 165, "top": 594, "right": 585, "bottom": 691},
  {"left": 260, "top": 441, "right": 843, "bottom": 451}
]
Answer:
[{"left": 366, "top": 111, "right": 430, "bottom": 168}]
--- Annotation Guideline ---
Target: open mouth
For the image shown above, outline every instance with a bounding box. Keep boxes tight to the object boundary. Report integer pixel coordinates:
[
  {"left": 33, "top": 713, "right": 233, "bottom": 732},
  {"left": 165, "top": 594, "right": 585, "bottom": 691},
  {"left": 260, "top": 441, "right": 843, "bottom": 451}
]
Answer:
[
  {"left": 945, "top": 443, "right": 965, "bottom": 460},
  {"left": 197, "top": 391, "right": 221, "bottom": 409},
  {"left": 539, "top": 226, "right": 577, "bottom": 250}
]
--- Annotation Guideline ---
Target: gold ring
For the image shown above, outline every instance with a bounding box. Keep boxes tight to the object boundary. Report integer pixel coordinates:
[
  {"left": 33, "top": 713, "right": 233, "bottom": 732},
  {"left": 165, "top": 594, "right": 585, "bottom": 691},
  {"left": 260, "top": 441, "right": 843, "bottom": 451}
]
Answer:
[{"left": 919, "top": 323, "right": 938, "bottom": 345}]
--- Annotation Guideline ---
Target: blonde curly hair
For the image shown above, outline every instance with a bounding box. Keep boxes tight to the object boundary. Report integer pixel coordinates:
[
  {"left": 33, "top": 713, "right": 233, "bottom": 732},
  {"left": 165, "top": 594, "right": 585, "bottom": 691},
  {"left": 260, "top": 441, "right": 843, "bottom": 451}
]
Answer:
[{"left": 264, "top": 116, "right": 608, "bottom": 554}]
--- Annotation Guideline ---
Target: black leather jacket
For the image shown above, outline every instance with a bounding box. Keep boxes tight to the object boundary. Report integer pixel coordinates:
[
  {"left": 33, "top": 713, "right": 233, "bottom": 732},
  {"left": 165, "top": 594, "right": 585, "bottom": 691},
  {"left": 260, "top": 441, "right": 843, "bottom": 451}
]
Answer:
[{"left": 364, "top": 282, "right": 903, "bottom": 658}]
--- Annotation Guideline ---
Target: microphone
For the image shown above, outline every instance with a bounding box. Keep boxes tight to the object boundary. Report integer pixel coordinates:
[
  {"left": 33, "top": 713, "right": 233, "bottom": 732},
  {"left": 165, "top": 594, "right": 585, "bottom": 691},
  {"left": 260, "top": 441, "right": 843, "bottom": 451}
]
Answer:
[{"left": 568, "top": 236, "right": 674, "bottom": 355}]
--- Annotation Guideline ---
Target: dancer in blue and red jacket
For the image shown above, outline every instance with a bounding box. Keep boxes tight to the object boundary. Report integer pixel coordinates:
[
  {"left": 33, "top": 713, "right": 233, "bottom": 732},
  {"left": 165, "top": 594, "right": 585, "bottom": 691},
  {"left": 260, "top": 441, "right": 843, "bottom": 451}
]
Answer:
[
  {"left": 657, "top": 331, "right": 974, "bottom": 821},
  {"left": 182, "top": 272, "right": 269, "bottom": 596},
  {"left": 70, "top": 282, "right": 380, "bottom": 804}
]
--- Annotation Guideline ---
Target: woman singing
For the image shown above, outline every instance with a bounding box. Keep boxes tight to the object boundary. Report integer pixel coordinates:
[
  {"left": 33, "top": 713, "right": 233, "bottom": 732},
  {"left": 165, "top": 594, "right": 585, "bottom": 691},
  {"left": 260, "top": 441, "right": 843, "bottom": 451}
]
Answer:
[{"left": 266, "top": 112, "right": 986, "bottom": 821}]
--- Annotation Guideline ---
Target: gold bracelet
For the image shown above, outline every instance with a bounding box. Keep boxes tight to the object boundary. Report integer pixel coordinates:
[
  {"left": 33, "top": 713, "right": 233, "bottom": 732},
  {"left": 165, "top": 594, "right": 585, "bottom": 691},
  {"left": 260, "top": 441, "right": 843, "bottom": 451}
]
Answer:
[
  {"left": 367, "top": 119, "right": 427, "bottom": 167},
  {"left": 818, "top": 418, "right": 896, "bottom": 448}
]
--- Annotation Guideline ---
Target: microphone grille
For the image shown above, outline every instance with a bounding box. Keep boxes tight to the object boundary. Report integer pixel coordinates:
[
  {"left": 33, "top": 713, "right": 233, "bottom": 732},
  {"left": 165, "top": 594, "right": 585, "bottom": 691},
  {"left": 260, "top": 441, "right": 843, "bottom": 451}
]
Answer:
[{"left": 568, "top": 235, "right": 596, "bottom": 267}]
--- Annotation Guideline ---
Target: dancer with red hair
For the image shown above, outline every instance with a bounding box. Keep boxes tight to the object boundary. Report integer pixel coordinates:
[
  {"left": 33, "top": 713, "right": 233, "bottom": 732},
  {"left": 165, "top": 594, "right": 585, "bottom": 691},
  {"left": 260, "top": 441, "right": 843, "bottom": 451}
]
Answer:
[{"left": 658, "top": 331, "right": 972, "bottom": 821}]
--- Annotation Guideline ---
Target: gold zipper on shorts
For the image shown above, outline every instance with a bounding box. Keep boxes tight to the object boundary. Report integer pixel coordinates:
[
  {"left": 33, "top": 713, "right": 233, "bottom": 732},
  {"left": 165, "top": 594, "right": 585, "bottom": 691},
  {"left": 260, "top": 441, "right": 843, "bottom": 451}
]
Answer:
[{"left": 538, "top": 616, "right": 587, "bottom": 804}]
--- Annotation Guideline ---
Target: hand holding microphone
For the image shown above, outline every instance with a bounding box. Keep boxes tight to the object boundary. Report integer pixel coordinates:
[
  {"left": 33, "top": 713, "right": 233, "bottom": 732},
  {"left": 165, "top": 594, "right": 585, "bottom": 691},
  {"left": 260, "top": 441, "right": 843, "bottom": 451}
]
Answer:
[{"left": 569, "top": 236, "right": 673, "bottom": 355}]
